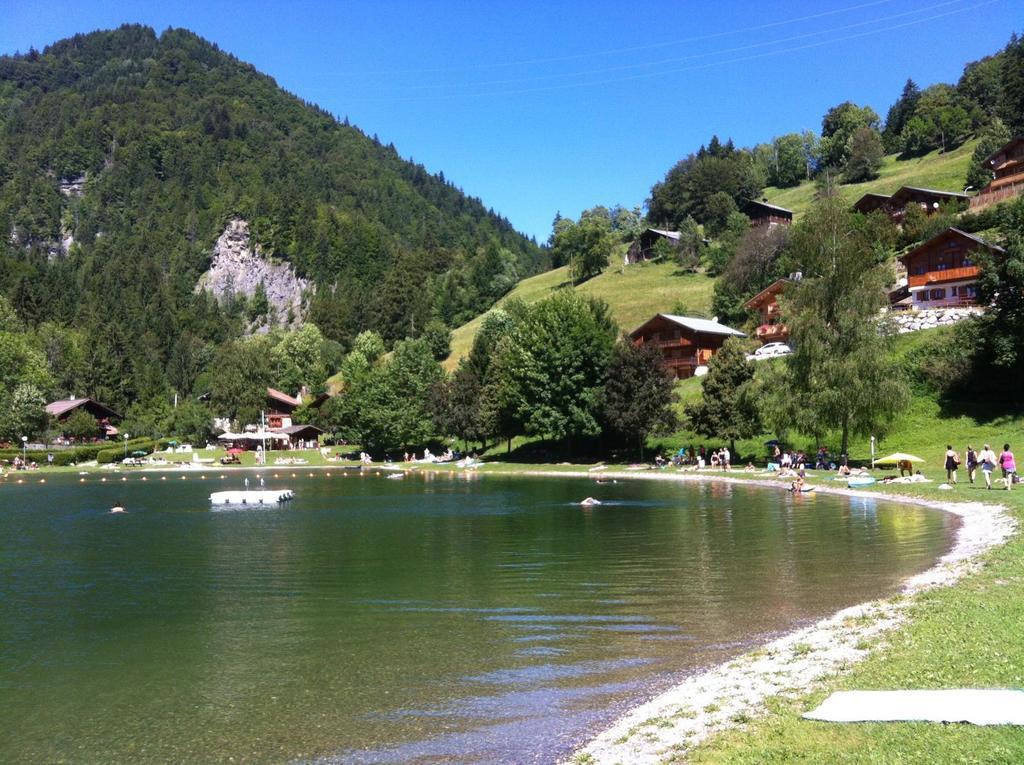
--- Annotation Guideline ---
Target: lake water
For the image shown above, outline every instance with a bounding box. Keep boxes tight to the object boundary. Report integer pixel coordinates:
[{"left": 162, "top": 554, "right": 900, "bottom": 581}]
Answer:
[{"left": 0, "top": 471, "right": 956, "bottom": 764}]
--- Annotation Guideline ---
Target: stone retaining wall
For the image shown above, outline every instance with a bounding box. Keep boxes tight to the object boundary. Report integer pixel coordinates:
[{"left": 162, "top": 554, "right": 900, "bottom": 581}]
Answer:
[{"left": 889, "top": 306, "right": 983, "bottom": 334}]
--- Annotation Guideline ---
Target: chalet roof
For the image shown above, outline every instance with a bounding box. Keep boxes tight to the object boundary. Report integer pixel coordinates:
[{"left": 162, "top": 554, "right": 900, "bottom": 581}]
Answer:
[
  {"left": 630, "top": 313, "right": 746, "bottom": 339},
  {"left": 889, "top": 186, "right": 968, "bottom": 205},
  {"left": 898, "top": 227, "right": 1004, "bottom": 264},
  {"left": 45, "top": 397, "right": 121, "bottom": 420},
  {"left": 266, "top": 387, "right": 302, "bottom": 409},
  {"left": 983, "top": 136, "right": 1024, "bottom": 168},
  {"left": 744, "top": 199, "right": 793, "bottom": 217},
  {"left": 852, "top": 192, "right": 891, "bottom": 213},
  {"left": 641, "top": 228, "right": 681, "bottom": 240},
  {"left": 742, "top": 278, "right": 790, "bottom": 310},
  {"left": 274, "top": 424, "right": 324, "bottom": 436}
]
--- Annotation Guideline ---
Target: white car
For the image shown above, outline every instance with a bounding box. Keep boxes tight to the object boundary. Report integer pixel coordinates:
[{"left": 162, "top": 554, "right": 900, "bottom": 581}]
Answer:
[{"left": 747, "top": 342, "right": 792, "bottom": 361}]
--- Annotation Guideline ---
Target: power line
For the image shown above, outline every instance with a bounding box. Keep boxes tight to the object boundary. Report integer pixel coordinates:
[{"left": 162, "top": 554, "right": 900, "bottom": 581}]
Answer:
[
  {"left": 370, "top": 0, "right": 972, "bottom": 92},
  {"left": 346, "top": 0, "right": 1002, "bottom": 103},
  {"left": 338, "top": 0, "right": 900, "bottom": 77}
]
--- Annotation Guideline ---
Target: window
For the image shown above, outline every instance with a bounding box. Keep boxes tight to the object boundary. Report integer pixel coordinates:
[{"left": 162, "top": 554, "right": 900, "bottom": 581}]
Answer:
[{"left": 930, "top": 288, "right": 946, "bottom": 300}]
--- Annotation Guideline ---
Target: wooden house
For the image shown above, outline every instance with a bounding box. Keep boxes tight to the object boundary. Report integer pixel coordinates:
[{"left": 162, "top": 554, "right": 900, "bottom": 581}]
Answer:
[
  {"left": 629, "top": 314, "right": 745, "bottom": 379},
  {"left": 898, "top": 228, "right": 1002, "bottom": 309},
  {"left": 743, "top": 199, "right": 793, "bottom": 227},
  {"left": 45, "top": 397, "right": 121, "bottom": 438},
  {"left": 852, "top": 186, "right": 968, "bottom": 222},
  {"left": 266, "top": 387, "right": 302, "bottom": 429},
  {"left": 272, "top": 424, "right": 323, "bottom": 449},
  {"left": 626, "top": 228, "right": 681, "bottom": 264},
  {"left": 742, "top": 278, "right": 791, "bottom": 344},
  {"left": 970, "top": 137, "right": 1024, "bottom": 211}
]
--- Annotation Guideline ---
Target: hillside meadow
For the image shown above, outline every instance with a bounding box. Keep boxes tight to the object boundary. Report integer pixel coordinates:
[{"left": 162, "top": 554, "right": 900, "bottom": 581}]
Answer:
[{"left": 763, "top": 139, "right": 978, "bottom": 219}]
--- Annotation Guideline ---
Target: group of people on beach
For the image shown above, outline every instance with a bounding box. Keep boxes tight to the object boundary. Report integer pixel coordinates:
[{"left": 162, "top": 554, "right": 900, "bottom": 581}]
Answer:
[
  {"left": 669, "top": 445, "right": 731, "bottom": 470},
  {"left": 945, "top": 443, "right": 1017, "bottom": 490}
]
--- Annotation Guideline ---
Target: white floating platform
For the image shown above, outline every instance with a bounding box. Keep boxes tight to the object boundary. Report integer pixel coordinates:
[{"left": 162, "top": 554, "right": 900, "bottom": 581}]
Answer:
[{"left": 209, "top": 489, "right": 295, "bottom": 506}]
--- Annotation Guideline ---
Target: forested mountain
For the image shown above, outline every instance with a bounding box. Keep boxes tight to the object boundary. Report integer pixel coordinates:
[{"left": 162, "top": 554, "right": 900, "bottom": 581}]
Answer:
[{"left": 0, "top": 25, "right": 543, "bottom": 413}]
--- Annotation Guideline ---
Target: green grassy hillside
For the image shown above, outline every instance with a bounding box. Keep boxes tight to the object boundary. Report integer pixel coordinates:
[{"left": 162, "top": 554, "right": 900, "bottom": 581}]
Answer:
[
  {"left": 763, "top": 139, "right": 978, "bottom": 219},
  {"left": 443, "top": 258, "right": 717, "bottom": 370}
]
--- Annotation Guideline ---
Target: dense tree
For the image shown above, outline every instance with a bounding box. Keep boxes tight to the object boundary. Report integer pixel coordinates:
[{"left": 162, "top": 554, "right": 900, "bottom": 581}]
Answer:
[
  {"left": 882, "top": 79, "right": 921, "bottom": 152},
  {"left": 999, "top": 33, "right": 1024, "bottom": 134},
  {"left": 957, "top": 55, "right": 1003, "bottom": 121},
  {"left": 62, "top": 408, "right": 102, "bottom": 441},
  {"left": 601, "top": 339, "right": 677, "bottom": 458},
  {"left": 421, "top": 319, "right": 453, "bottom": 361},
  {"left": 762, "top": 198, "right": 907, "bottom": 456},
  {"left": 0, "top": 384, "right": 48, "bottom": 442},
  {"left": 704, "top": 192, "right": 739, "bottom": 237},
  {"left": 899, "top": 84, "right": 972, "bottom": 155},
  {"left": 206, "top": 336, "right": 273, "bottom": 426},
  {"left": 497, "top": 291, "right": 617, "bottom": 452},
  {"left": 431, "top": 362, "right": 485, "bottom": 449},
  {"left": 974, "top": 197, "right": 1024, "bottom": 371},
  {"left": 818, "top": 102, "right": 881, "bottom": 168},
  {"left": 551, "top": 214, "right": 613, "bottom": 284},
  {"left": 842, "top": 126, "right": 885, "bottom": 183},
  {"left": 684, "top": 338, "right": 760, "bottom": 456},
  {"left": 271, "top": 323, "right": 327, "bottom": 394},
  {"left": 647, "top": 138, "right": 764, "bottom": 230}
]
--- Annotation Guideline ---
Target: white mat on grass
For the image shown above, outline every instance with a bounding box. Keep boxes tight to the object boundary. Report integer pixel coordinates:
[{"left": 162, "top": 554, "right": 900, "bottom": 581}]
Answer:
[{"left": 804, "top": 690, "right": 1024, "bottom": 725}]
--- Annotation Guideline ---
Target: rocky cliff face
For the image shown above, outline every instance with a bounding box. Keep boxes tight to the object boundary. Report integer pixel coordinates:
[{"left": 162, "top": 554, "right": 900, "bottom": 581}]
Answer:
[{"left": 196, "top": 218, "right": 310, "bottom": 329}]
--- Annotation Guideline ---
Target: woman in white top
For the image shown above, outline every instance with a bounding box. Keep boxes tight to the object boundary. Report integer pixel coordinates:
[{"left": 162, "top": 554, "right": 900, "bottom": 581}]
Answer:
[{"left": 977, "top": 444, "right": 997, "bottom": 489}]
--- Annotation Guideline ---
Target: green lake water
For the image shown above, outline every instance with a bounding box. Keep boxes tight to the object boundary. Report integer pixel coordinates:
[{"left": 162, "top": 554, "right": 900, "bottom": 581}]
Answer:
[{"left": 0, "top": 471, "right": 956, "bottom": 763}]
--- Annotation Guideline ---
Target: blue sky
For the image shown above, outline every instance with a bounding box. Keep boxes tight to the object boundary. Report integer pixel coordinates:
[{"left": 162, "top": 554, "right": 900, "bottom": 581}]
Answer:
[{"left": 2, "top": 1, "right": 1019, "bottom": 241}]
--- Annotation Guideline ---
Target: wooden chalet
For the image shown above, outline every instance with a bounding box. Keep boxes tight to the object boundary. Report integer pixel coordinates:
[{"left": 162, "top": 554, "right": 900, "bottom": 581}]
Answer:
[
  {"left": 630, "top": 314, "right": 745, "bottom": 379},
  {"left": 743, "top": 278, "right": 791, "bottom": 344},
  {"left": 898, "top": 228, "right": 1002, "bottom": 309},
  {"left": 626, "top": 228, "right": 681, "bottom": 264},
  {"left": 743, "top": 199, "right": 793, "bottom": 227},
  {"left": 45, "top": 397, "right": 121, "bottom": 438},
  {"left": 852, "top": 186, "right": 968, "bottom": 222},
  {"left": 266, "top": 387, "right": 302, "bottom": 429},
  {"left": 273, "top": 424, "right": 323, "bottom": 449},
  {"left": 852, "top": 192, "right": 892, "bottom": 215},
  {"left": 970, "top": 137, "right": 1024, "bottom": 211}
]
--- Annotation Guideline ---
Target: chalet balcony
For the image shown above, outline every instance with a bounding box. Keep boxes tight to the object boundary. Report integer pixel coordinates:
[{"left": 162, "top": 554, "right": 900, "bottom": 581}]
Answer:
[
  {"left": 907, "top": 266, "right": 979, "bottom": 288},
  {"left": 913, "top": 294, "right": 977, "bottom": 309},
  {"left": 755, "top": 323, "right": 788, "bottom": 342},
  {"left": 969, "top": 179, "right": 1024, "bottom": 211}
]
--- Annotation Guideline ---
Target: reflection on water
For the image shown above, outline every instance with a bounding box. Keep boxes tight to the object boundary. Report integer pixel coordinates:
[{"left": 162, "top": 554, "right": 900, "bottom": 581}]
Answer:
[{"left": 0, "top": 473, "right": 956, "bottom": 764}]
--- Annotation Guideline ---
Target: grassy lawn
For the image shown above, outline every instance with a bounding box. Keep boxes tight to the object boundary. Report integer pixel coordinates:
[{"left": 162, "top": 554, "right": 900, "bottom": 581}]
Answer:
[
  {"left": 444, "top": 258, "right": 716, "bottom": 370},
  {"left": 763, "top": 139, "right": 977, "bottom": 220}
]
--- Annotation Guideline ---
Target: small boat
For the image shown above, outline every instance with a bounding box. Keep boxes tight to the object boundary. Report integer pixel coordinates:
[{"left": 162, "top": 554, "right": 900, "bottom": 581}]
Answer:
[
  {"left": 110, "top": 506, "right": 126, "bottom": 514},
  {"left": 387, "top": 473, "right": 405, "bottom": 480},
  {"left": 579, "top": 497, "right": 602, "bottom": 506}
]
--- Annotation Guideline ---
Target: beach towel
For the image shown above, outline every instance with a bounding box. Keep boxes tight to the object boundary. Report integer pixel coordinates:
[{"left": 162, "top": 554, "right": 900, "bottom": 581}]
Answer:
[{"left": 804, "top": 690, "right": 1024, "bottom": 725}]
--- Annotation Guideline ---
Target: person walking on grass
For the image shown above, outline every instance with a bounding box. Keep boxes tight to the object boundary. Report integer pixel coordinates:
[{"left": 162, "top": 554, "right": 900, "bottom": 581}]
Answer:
[
  {"left": 999, "top": 444, "right": 1016, "bottom": 491},
  {"left": 944, "top": 444, "right": 960, "bottom": 484},
  {"left": 965, "top": 445, "right": 978, "bottom": 484},
  {"left": 978, "top": 443, "right": 998, "bottom": 489}
]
